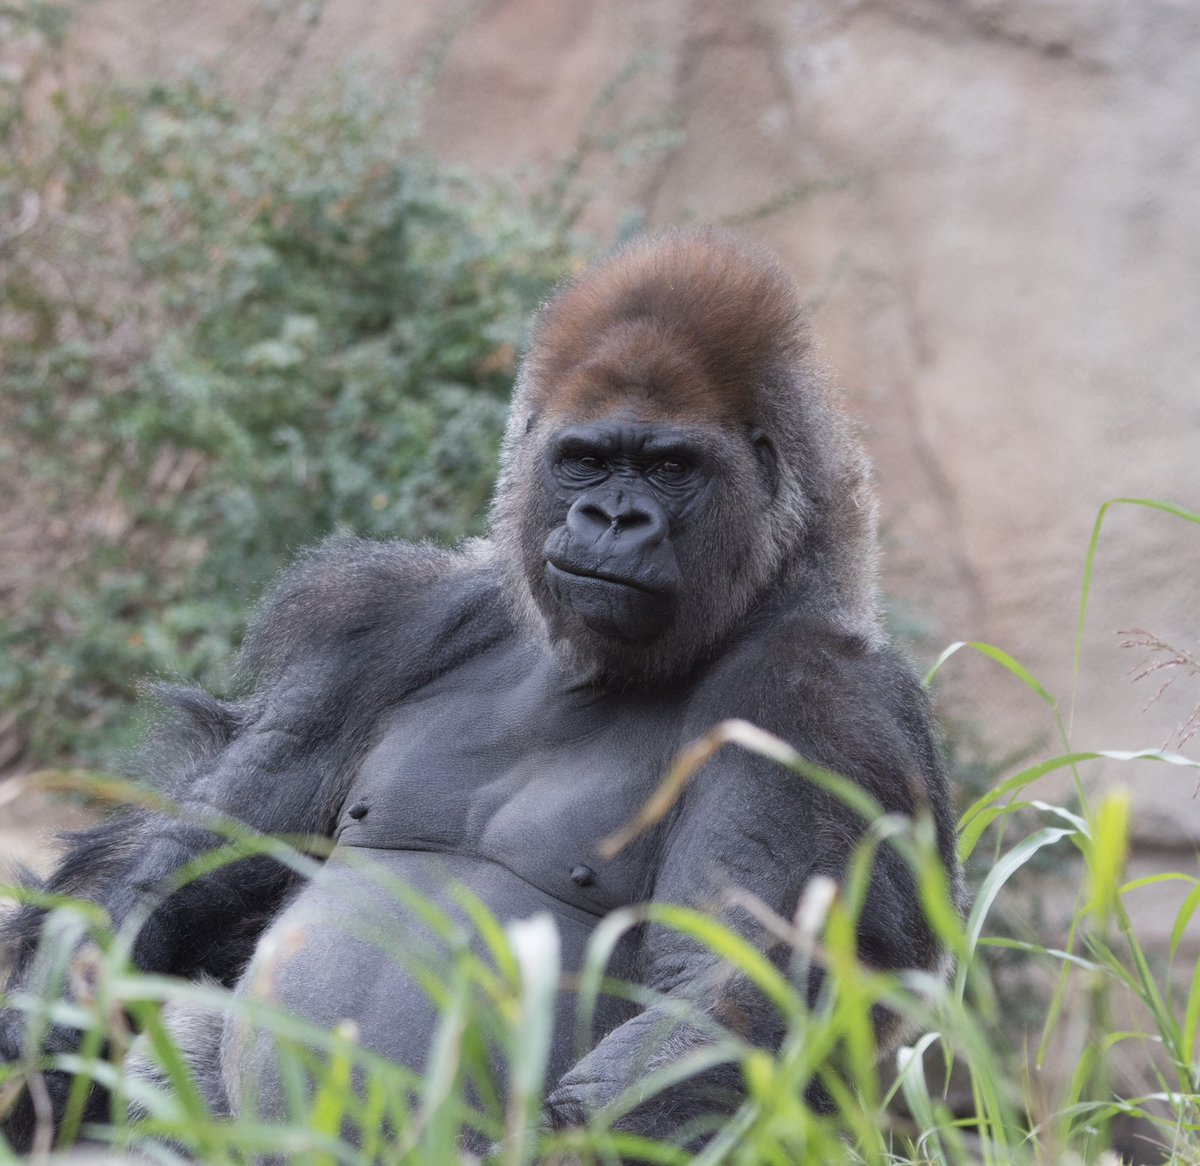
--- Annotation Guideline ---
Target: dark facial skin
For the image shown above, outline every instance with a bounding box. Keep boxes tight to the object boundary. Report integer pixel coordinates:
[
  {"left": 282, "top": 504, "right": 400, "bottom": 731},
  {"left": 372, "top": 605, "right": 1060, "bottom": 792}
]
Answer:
[{"left": 541, "top": 420, "right": 715, "bottom": 642}]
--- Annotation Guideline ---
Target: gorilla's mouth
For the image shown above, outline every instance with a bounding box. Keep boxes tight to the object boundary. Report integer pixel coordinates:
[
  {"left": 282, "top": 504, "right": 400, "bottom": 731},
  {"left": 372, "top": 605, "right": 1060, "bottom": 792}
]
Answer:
[
  {"left": 544, "top": 559, "right": 676, "bottom": 642},
  {"left": 544, "top": 560, "right": 665, "bottom": 595}
]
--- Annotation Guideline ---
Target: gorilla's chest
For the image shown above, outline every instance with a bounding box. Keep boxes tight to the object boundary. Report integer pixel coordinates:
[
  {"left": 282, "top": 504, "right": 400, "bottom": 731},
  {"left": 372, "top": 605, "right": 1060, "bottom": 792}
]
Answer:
[{"left": 333, "top": 641, "right": 685, "bottom": 915}]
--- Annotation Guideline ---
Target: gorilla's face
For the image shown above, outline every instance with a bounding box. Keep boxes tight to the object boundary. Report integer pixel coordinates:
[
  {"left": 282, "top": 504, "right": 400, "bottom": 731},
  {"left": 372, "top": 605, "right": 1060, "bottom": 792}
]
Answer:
[
  {"left": 506, "top": 410, "right": 781, "bottom": 681},
  {"left": 540, "top": 419, "right": 714, "bottom": 643}
]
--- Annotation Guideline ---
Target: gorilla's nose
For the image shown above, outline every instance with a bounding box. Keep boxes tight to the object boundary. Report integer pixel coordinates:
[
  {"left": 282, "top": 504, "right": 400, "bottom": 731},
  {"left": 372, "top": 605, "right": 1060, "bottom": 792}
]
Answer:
[{"left": 567, "top": 490, "right": 667, "bottom": 547}]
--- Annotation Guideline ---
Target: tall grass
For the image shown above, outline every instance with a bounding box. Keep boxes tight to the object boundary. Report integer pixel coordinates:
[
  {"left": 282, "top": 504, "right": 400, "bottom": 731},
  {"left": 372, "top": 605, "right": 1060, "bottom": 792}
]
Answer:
[{"left": 1, "top": 500, "right": 1198, "bottom": 1164}]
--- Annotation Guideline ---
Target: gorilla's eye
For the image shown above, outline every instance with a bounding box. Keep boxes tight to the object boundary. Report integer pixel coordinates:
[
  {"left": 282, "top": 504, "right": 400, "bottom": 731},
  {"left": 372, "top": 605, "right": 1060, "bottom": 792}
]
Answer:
[
  {"left": 651, "top": 458, "right": 691, "bottom": 482},
  {"left": 559, "top": 453, "right": 609, "bottom": 482}
]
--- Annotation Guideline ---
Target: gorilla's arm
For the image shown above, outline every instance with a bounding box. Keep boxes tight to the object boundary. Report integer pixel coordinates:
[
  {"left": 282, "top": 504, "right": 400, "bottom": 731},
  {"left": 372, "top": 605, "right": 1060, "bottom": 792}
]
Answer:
[
  {"left": 5, "top": 596, "right": 355, "bottom": 989},
  {"left": 0, "top": 538, "right": 474, "bottom": 1148},
  {"left": 3, "top": 539, "right": 478, "bottom": 985},
  {"left": 0, "top": 645, "right": 364, "bottom": 1151},
  {"left": 6, "top": 677, "right": 358, "bottom": 985},
  {"left": 545, "top": 640, "right": 957, "bottom": 1140}
]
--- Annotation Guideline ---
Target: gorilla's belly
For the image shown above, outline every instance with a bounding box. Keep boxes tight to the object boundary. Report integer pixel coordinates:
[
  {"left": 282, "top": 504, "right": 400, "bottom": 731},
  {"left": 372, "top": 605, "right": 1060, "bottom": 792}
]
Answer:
[{"left": 232, "top": 846, "right": 632, "bottom": 1109}]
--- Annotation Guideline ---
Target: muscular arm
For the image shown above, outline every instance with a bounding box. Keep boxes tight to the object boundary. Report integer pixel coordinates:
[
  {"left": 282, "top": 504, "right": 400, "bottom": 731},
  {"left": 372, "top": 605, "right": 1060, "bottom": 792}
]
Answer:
[
  {"left": 3, "top": 537, "right": 472, "bottom": 985},
  {"left": 0, "top": 669, "right": 358, "bottom": 1152},
  {"left": 545, "top": 638, "right": 959, "bottom": 1143},
  {"left": 0, "top": 536, "right": 469, "bottom": 1149},
  {"left": 3, "top": 648, "right": 366, "bottom": 994}
]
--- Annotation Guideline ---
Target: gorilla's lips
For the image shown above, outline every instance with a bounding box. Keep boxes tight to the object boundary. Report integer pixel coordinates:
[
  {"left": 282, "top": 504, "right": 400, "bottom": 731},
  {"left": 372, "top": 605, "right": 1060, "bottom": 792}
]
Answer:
[
  {"left": 544, "top": 560, "right": 674, "bottom": 641},
  {"left": 545, "top": 560, "right": 664, "bottom": 594}
]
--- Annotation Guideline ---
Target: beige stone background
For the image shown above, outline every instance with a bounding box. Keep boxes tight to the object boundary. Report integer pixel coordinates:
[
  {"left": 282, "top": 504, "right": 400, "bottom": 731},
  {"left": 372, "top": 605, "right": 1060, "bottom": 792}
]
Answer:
[{"left": 3, "top": 0, "right": 1199, "bottom": 953}]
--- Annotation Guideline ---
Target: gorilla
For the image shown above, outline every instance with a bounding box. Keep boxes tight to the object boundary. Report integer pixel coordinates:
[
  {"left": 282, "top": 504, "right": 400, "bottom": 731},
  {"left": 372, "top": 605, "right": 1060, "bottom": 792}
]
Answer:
[{"left": 0, "top": 228, "right": 960, "bottom": 1156}]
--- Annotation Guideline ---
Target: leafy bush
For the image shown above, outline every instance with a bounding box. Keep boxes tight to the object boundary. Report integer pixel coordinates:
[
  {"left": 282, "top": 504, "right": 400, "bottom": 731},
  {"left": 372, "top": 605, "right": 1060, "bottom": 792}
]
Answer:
[{"left": 0, "top": 7, "right": 582, "bottom": 763}]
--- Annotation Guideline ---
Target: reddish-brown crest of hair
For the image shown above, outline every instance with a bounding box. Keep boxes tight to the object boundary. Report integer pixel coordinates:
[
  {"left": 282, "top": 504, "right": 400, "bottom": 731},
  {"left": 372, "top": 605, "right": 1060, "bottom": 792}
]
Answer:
[{"left": 525, "top": 228, "right": 810, "bottom": 425}]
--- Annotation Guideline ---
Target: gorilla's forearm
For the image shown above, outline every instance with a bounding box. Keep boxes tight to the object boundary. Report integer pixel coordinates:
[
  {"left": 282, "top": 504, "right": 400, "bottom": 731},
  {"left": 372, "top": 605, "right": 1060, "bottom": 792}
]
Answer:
[
  {"left": 547, "top": 1016, "right": 701, "bottom": 1124},
  {"left": 0, "top": 724, "right": 333, "bottom": 1152},
  {"left": 2, "top": 818, "right": 298, "bottom": 1013},
  {"left": 544, "top": 991, "right": 765, "bottom": 1140}
]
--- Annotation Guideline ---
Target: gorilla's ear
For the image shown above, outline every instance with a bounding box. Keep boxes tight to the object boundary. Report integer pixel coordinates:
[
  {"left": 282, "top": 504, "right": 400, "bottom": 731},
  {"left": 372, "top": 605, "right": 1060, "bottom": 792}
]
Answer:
[{"left": 748, "top": 427, "right": 778, "bottom": 498}]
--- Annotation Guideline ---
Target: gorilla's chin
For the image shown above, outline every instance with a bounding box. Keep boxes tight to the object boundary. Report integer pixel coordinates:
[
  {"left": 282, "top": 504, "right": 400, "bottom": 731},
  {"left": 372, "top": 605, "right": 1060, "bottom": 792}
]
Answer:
[{"left": 545, "top": 562, "right": 675, "bottom": 642}]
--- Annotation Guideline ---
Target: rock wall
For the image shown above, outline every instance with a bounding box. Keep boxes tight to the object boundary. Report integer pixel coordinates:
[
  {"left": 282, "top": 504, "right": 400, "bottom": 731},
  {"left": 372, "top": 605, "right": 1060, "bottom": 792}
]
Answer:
[{"left": 75, "top": 0, "right": 1200, "bottom": 940}]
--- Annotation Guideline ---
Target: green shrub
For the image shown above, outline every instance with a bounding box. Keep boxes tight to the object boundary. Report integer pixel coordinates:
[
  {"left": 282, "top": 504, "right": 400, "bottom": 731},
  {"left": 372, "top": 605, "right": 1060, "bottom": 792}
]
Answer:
[{"left": 0, "top": 14, "right": 582, "bottom": 763}]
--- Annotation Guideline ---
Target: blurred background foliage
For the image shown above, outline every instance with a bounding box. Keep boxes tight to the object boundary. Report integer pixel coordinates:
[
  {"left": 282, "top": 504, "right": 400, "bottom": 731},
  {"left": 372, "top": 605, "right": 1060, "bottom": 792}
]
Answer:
[{"left": 0, "top": 1, "right": 587, "bottom": 764}]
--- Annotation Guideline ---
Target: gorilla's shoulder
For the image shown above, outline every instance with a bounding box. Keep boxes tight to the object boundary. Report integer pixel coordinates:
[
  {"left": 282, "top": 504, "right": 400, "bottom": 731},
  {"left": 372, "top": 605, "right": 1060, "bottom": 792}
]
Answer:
[
  {"left": 697, "top": 606, "right": 932, "bottom": 736},
  {"left": 691, "top": 609, "right": 947, "bottom": 816},
  {"left": 240, "top": 535, "right": 508, "bottom": 680}
]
